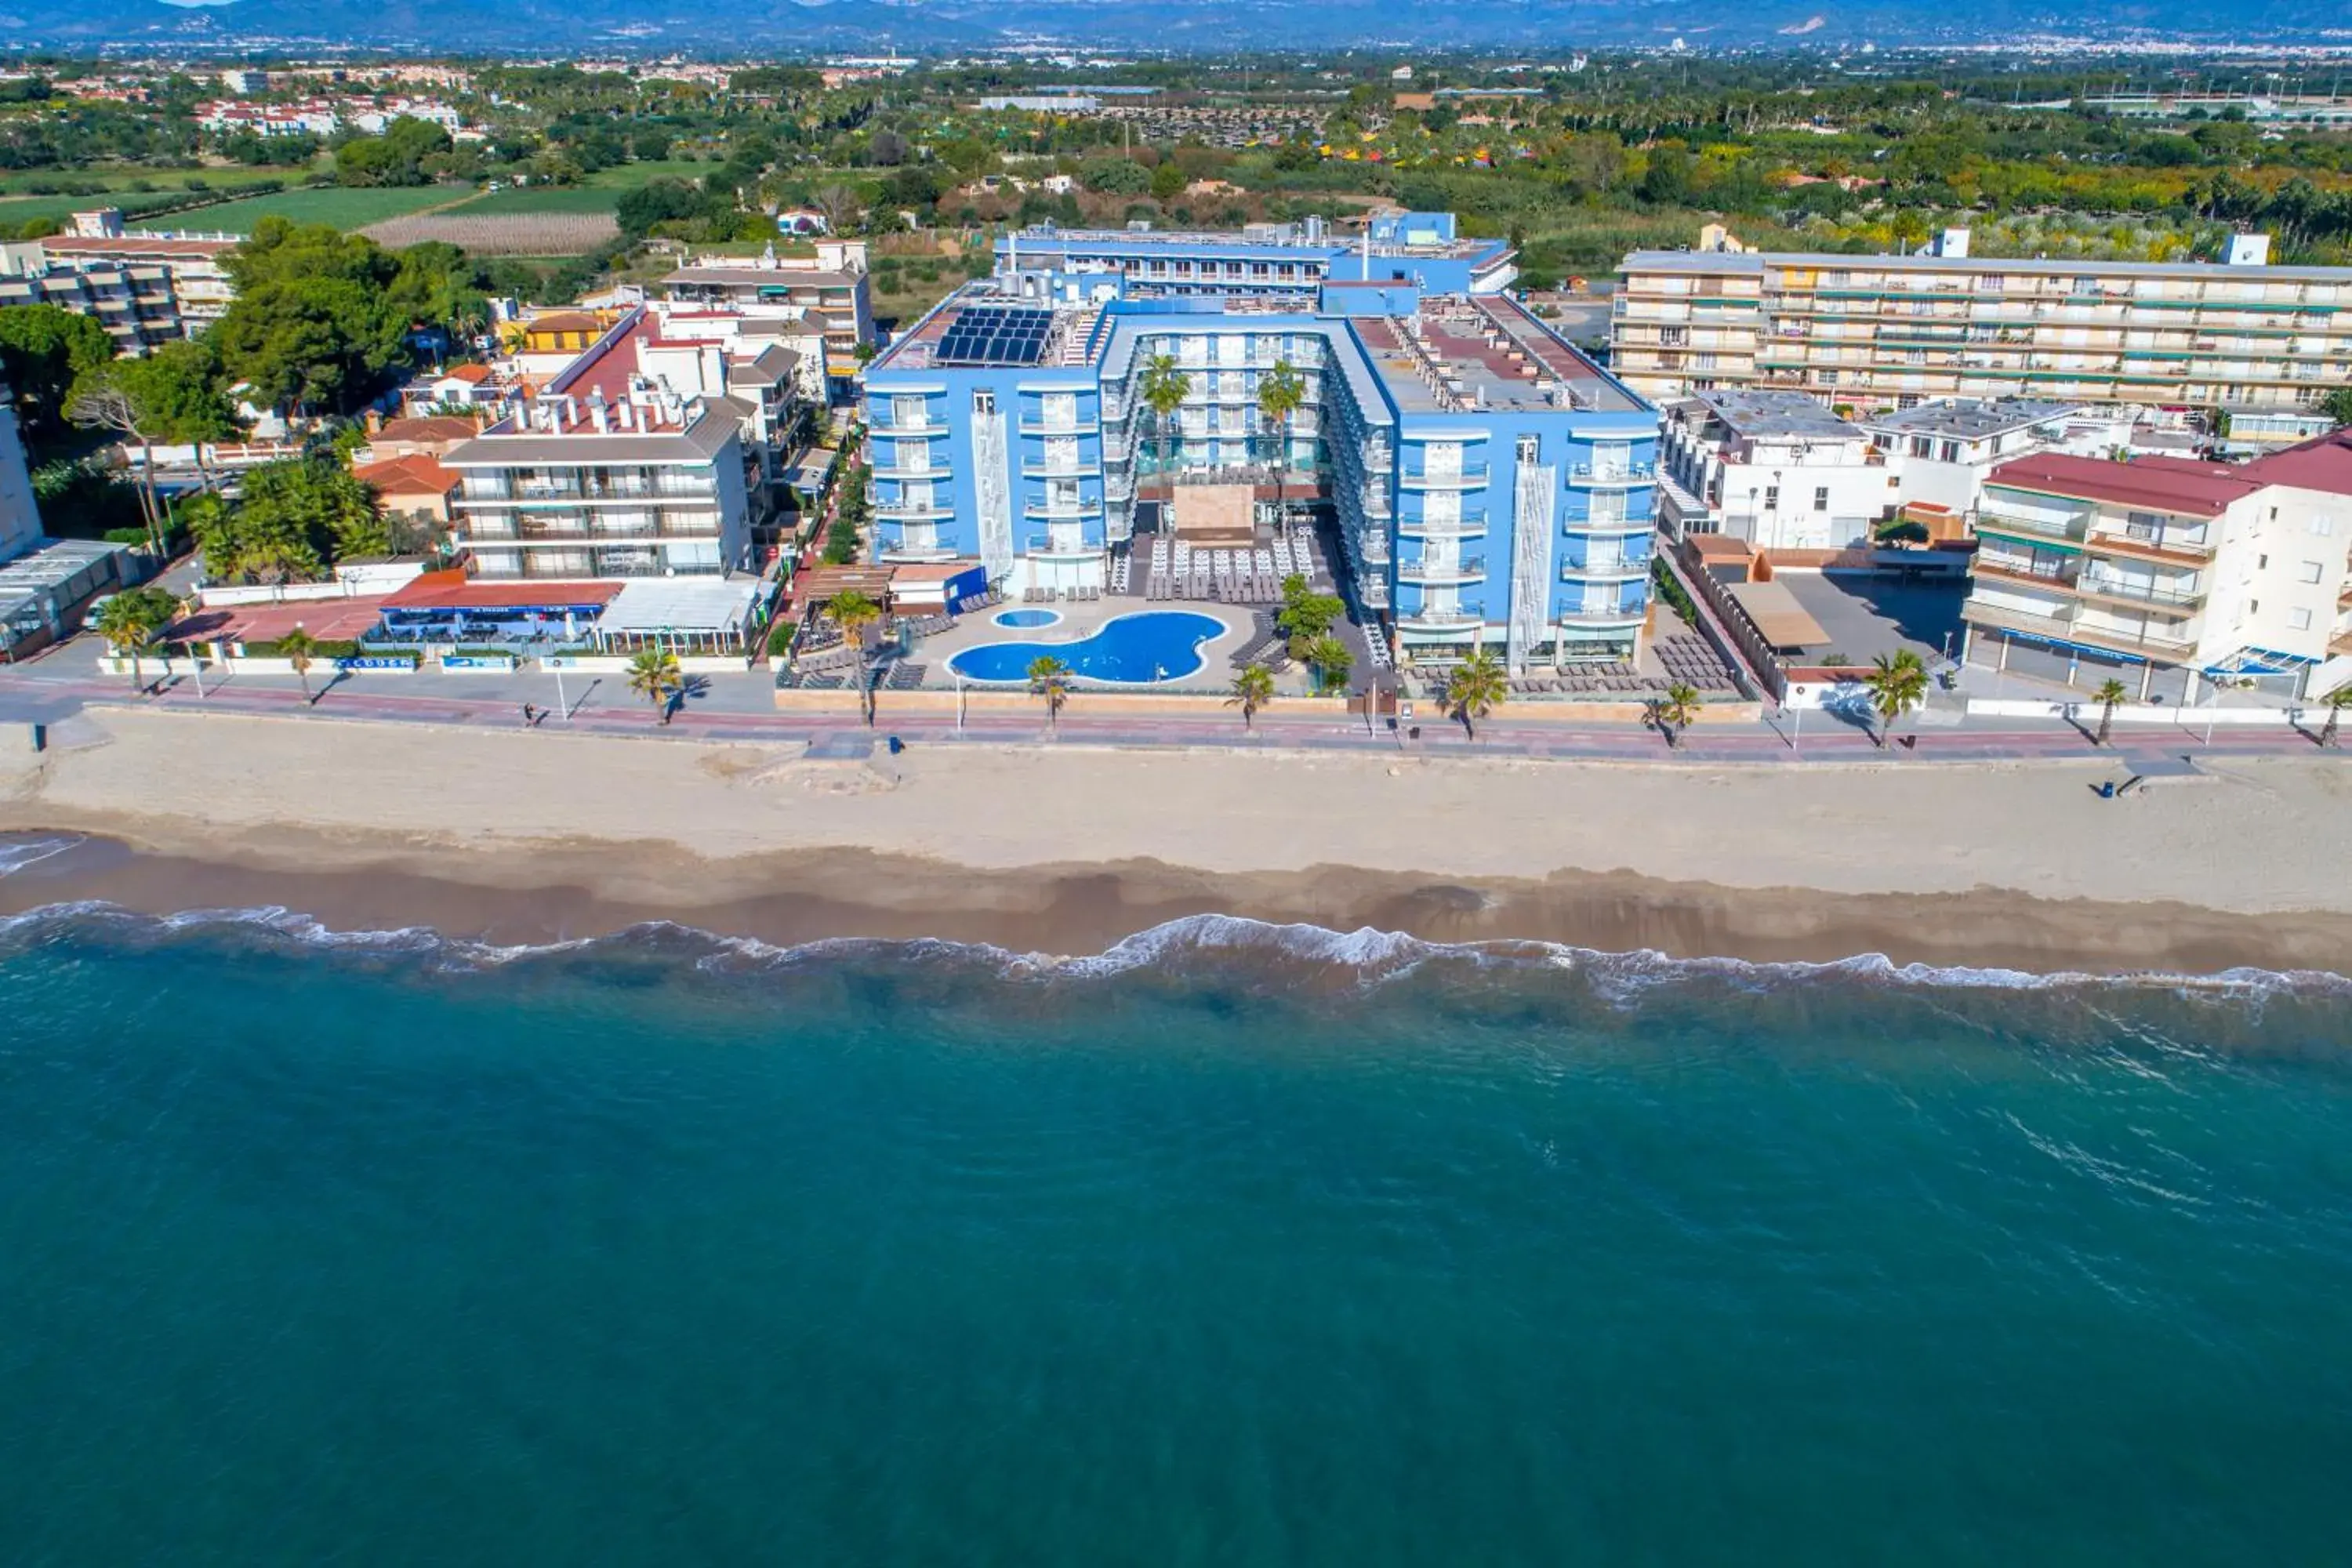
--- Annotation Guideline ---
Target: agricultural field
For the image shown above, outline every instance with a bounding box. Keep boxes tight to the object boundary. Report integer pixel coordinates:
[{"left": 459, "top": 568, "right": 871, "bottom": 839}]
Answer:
[
  {"left": 125, "top": 184, "right": 469, "bottom": 235},
  {"left": 358, "top": 210, "right": 619, "bottom": 255},
  {"left": 443, "top": 183, "right": 626, "bottom": 216}
]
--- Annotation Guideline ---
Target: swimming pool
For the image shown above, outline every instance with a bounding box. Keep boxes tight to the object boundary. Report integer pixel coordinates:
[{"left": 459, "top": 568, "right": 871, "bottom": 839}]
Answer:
[
  {"left": 993, "top": 608, "right": 1061, "bottom": 629},
  {"left": 949, "top": 612, "right": 1227, "bottom": 685}
]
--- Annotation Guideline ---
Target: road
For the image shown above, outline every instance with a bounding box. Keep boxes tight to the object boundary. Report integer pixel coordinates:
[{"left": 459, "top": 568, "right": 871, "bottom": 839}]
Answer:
[{"left": 6, "top": 638, "right": 2340, "bottom": 768}]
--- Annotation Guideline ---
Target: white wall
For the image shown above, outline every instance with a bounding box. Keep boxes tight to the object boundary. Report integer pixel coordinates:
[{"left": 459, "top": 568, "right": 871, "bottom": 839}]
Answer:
[{"left": 2223, "top": 483, "right": 2351, "bottom": 664}]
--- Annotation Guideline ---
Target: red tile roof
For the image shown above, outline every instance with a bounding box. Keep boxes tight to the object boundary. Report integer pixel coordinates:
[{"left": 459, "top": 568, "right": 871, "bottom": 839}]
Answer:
[
  {"left": 441, "top": 364, "right": 495, "bottom": 384},
  {"left": 374, "top": 416, "right": 483, "bottom": 447},
  {"left": 2238, "top": 427, "right": 2352, "bottom": 497},
  {"left": 384, "top": 570, "right": 624, "bottom": 611},
  {"left": 353, "top": 453, "right": 458, "bottom": 495},
  {"left": 1984, "top": 452, "right": 2260, "bottom": 518}
]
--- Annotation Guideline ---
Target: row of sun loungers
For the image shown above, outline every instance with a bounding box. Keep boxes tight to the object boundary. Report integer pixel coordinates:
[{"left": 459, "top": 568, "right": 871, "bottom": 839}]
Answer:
[{"left": 1022, "top": 585, "right": 1105, "bottom": 602}]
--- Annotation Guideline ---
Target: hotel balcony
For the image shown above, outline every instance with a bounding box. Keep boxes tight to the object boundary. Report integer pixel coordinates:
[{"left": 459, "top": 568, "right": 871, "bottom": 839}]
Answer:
[
  {"left": 1021, "top": 459, "right": 1103, "bottom": 478},
  {"left": 1023, "top": 502, "right": 1104, "bottom": 521},
  {"left": 1025, "top": 532, "right": 1104, "bottom": 557},
  {"left": 873, "top": 415, "right": 948, "bottom": 437},
  {"left": 1974, "top": 558, "right": 2203, "bottom": 615},
  {"left": 1398, "top": 515, "right": 1489, "bottom": 541},
  {"left": 1394, "top": 607, "right": 1487, "bottom": 630},
  {"left": 1567, "top": 463, "right": 1657, "bottom": 488},
  {"left": 1397, "top": 556, "right": 1486, "bottom": 585},
  {"left": 876, "top": 502, "right": 955, "bottom": 523},
  {"left": 1018, "top": 416, "right": 1102, "bottom": 437},
  {"left": 2082, "top": 525, "right": 2216, "bottom": 566},
  {"left": 1561, "top": 558, "right": 1647, "bottom": 582},
  {"left": 1399, "top": 463, "right": 1490, "bottom": 491},
  {"left": 871, "top": 459, "right": 950, "bottom": 481}
]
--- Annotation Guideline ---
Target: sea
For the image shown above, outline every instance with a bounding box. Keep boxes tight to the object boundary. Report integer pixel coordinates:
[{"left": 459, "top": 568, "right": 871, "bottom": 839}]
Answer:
[{"left": 2, "top": 872, "right": 2350, "bottom": 1563}]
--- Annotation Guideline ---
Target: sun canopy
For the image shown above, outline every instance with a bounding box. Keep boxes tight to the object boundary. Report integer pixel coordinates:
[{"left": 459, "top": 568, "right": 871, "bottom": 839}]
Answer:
[
  {"left": 1727, "top": 579, "right": 1830, "bottom": 651},
  {"left": 597, "top": 578, "right": 764, "bottom": 638}
]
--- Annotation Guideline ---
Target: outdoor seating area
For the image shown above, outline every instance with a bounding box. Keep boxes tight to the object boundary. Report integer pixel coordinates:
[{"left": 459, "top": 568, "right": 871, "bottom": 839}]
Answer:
[
  {"left": 1023, "top": 584, "right": 1103, "bottom": 602},
  {"left": 1143, "top": 535, "right": 1324, "bottom": 604}
]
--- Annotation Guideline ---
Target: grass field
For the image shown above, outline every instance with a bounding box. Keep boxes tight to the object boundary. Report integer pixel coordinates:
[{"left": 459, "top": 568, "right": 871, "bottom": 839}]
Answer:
[{"left": 126, "top": 184, "right": 468, "bottom": 235}]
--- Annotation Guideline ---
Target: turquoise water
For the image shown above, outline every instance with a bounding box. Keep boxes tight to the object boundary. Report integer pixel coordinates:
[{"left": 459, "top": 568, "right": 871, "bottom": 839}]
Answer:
[
  {"left": 992, "top": 608, "right": 1062, "bottom": 628},
  {"left": 949, "top": 611, "right": 1226, "bottom": 684},
  {"left": 3, "top": 909, "right": 2350, "bottom": 1566}
]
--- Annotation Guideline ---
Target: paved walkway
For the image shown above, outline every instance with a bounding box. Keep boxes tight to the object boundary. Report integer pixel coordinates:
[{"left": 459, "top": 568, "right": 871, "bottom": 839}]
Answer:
[{"left": 7, "top": 655, "right": 2342, "bottom": 768}]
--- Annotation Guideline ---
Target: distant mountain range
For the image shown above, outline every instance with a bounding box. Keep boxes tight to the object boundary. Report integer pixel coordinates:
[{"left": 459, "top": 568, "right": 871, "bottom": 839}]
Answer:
[{"left": 21, "top": 0, "right": 2352, "bottom": 54}]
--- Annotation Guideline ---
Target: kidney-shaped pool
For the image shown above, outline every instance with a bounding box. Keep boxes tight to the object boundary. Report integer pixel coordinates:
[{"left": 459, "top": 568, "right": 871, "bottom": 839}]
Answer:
[{"left": 948, "top": 611, "right": 1227, "bottom": 685}]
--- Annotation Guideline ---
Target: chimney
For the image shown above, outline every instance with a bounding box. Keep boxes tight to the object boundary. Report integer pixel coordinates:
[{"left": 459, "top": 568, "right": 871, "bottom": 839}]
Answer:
[
  {"left": 615, "top": 399, "right": 633, "bottom": 431},
  {"left": 589, "top": 390, "right": 609, "bottom": 434}
]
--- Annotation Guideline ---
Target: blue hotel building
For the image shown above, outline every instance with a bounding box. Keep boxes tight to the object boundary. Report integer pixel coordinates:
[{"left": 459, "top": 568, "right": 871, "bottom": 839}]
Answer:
[{"left": 862, "top": 213, "right": 1661, "bottom": 666}]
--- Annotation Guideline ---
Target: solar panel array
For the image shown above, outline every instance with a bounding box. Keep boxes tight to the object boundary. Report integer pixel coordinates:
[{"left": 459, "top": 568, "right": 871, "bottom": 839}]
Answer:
[{"left": 935, "top": 306, "right": 1054, "bottom": 367}]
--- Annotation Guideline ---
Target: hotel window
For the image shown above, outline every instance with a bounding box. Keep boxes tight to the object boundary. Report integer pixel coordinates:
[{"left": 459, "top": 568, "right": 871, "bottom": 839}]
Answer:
[
  {"left": 973, "top": 390, "right": 996, "bottom": 416},
  {"left": 1818, "top": 368, "right": 1839, "bottom": 386},
  {"left": 2311, "top": 516, "right": 2337, "bottom": 536},
  {"left": 2288, "top": 608, "right": 2314, "bottom": 631},
  {"left": 1910, "top": 437, "right": 1933, "bottom": 458},
  {"left": 893, "top": 394, "right": 928, "bottom": 426},
  {"left": 1763, "top": 485, "right": 1780, "bottom": 511},
  {"left": 2298, "top": 561, "right": 2326, "bottom": 583},
  {"left": 1813, "top": 486, "right": 1830, "bottom": 512}
]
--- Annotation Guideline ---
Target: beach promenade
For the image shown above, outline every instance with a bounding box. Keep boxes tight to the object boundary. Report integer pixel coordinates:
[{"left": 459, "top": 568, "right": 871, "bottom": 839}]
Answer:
[{"left": 3, "top": 652, "right": 2350, "bottom": 978}]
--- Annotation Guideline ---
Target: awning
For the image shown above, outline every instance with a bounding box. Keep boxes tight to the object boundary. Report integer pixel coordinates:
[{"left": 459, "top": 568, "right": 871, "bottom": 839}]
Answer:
[{"left": 1726, "top": 579, "right": 1830, "bottom": 651}]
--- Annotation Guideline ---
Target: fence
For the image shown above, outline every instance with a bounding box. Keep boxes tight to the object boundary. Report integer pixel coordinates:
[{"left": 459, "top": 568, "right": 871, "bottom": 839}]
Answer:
[{"left": 1662, "top": 546, "right": 1779, "bottom": 702}]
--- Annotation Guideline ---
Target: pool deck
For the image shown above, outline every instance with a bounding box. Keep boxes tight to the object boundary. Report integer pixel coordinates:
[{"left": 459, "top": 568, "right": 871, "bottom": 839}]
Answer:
[{"left": 918, "top": 599, "right": 1256, "bottom": 690}]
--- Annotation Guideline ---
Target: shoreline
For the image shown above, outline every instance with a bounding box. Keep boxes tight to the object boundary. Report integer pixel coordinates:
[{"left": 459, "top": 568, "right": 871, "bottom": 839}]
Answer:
[
  {"left": 5, "top": 826, "right": 2351, "bottom": 978},
  {"left": 2, "top": 707, "right": 2350, "bottom": 976}
]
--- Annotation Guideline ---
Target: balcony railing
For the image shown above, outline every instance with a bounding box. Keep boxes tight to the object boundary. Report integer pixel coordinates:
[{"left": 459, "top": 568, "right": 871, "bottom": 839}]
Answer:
[
  {"left": 1975, "top": 506, "right": 2085, "bottom": 541},
  {"left": 1395, "top": 608, "right": 1486, "bottom": 628},
  {"left": 1568, "top": 463, "right": 1657, "bottom": 486},
  {"left": 1025, "top": 533, "right": 1103, "bottom": 557},
  {"left": 2084, "top": 527, "right": 2215, "bottom": 564},
  {"left": 1018, "top": 416, "right": 1102, "bottom": 437},
  {"left": 1398, "top": 556, "right": 1486, "bottom": 584},
  {"left": 1400, "top": 464, "right": 1490, "bottom": 490},
  {"left": 1398, "top": 516, "right": 1489, "bottom": 539},
  {"left": 1022, "top": 459, "right": 1102, "bottom": 478},
  {"left": 1562, "top": 557, "right": 1645, "bottom": 579},
  {"left": 2078, "top": 572, "right": 2204, "bottom": 609},
  {"left": 876, "top": 503, "right": 954, "bottom": 522}
]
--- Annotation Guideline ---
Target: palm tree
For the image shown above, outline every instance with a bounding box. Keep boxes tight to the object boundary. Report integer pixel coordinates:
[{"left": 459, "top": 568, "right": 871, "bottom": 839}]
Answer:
[
  {"left": 1028, "top": 654, "right": 1073, "bottom": 731},
  {"left": 628, "top": 647, "right": 684, "bottom": 724},
  {"left": 1136, "top": 352, "right": 1189, "bottom": 498},
  {"left": 1443, "top": 648, "right": 1508, "bottom": 739},
  {"left": 1228, "top": 662, "right": 1275, "bottom": 730},
  {"left": 1863, "top": 648, "right": 1930, "bottom": 749},
  {"left": 1302, "top": 633, "right": 1352, "bottom": 696},
  {"left": 827, "top": 590, "right": 885, "bottom": 725},
  {"left": 1651, "top": 681, "right": 1702, "bottom": 749},
  {"left": 277, "top": 626, "right": 320, "bottom": 706},
  {"left": 2090, "top": 677, "right": 2129, "bottom": 746},
  {"left": 2319, "top": 684, "right": 2352, "bottom": 748},
  {"left": 1255, "top": 358, "right": 1307, "bottom": 535},
  {"left": 93, "top": 592, "right": 167, "bottom": 693}
]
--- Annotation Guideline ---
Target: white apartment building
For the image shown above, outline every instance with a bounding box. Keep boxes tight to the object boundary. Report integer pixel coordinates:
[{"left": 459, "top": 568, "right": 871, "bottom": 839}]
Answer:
[
  {"left": 1857, "top": 398, "right": 2090, "bottom": 515},
  {"left": 441, "top": 312, "right": 760, "bottom": 582},
  {"left": 1613, "top": 234, "right": 2352, "bottom": 442},
  {"left": 1657, "top": 389, "right": 1894, "bottom": 548},
  {"left": 661, "top": 241, "right": 876, "bottom": 365},
  {"left": 1962, "top": 440, "right": 2352, "bottom": 699}
]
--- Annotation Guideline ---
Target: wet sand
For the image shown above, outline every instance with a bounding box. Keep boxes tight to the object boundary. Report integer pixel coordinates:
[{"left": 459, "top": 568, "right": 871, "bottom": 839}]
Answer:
[{"left": 4, "top": 826, "right": 2349, "bottom": 977}]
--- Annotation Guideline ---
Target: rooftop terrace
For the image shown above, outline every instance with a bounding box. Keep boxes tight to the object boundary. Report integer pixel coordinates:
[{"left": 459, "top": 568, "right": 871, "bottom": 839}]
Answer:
[{"left": 1365, "top": 295, "right": 1642, "bottom": 416}]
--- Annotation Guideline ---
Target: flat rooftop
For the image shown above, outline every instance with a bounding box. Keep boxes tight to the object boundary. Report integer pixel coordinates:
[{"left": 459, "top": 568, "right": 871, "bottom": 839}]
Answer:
[
  {"left": 1004, "top": 223, "right": 1504, "bottom": 264},
  {"left": 1364, "top": 294, "right": 1642, "bottom": 416},
  {"left": 1624, "top": 249, "right": 2352, "bottom": 285},
  {"left": 1864, "top": 397, "right": 2080, "bottom": 440},
  {"left": 1689, "top": 388, "right": 1862, "bottom": 441}
]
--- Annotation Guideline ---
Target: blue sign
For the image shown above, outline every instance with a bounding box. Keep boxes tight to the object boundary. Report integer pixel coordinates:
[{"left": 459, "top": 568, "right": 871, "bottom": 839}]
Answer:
[
  {"left": 337, "top": 655, "right": 416, "bottom": 670},
  {"left": 441, "top": 655, "right": 514, "bottom": 670}
]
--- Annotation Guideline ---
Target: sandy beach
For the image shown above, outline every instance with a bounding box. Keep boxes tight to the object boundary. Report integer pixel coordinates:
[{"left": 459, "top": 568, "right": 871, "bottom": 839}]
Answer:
[{"left": 2, "top": 706, "right": 2348, "bottom": 973}]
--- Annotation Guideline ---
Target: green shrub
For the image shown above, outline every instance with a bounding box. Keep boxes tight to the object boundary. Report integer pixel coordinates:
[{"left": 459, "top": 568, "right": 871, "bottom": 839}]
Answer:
[
  {"left": 448, "top": 645, "right": 514, "bottom": 660},
  {"left": 765, "top": 620, "right": 796, "bottom": 656}
]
